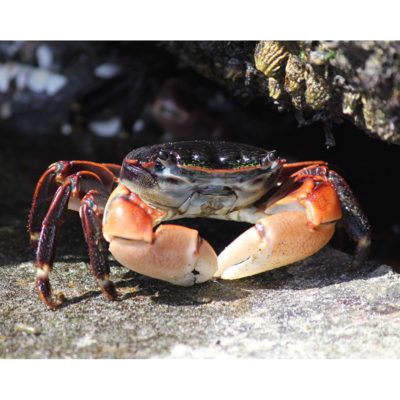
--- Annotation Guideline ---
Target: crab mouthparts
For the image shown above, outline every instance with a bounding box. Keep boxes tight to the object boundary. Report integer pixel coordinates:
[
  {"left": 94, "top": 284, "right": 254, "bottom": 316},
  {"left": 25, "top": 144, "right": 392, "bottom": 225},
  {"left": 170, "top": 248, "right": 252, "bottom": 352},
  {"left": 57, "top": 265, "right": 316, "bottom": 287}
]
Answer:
[
  {"left": 177, "top": 186, "right": 238, "bottom": 216},
  {"left": 197, "top": 185, "right": 235, "bottom": 196}
]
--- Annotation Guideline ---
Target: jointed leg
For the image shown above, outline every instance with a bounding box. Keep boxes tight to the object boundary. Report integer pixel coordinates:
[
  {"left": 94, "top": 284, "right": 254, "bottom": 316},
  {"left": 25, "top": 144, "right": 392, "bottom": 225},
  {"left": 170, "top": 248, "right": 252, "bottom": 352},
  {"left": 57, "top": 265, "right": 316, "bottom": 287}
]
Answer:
[
  {"left": 29, "top": 161, "right": 119, "bottom": 246},
  {"left": 325, "top": 169, "right": 371, "bottom": 268},
  {"left": 290, "top": 164, "right": 371, "bottom": 268},
  {"left": 80, "top": 191, "right": 119, "bottom": 300},
  {"left": 28, "top": 165, "right": 59, "bottom": 246},
  {"left": 29, "top": 162, "right": 120, "bottom": 308},
  {"left": 35, "top": 182, "right": 72, "bottom": 308}
]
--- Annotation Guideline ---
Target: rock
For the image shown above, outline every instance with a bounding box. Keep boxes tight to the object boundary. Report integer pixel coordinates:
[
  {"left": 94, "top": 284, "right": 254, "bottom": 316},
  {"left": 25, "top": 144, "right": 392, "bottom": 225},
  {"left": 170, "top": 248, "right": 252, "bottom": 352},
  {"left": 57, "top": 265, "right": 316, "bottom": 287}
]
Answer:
[
  {"left": 166, "top": 41, "right": 400, "bottom": 145},
  {"left": 1, "top": 217, "right": 399, "bottom": 358}
]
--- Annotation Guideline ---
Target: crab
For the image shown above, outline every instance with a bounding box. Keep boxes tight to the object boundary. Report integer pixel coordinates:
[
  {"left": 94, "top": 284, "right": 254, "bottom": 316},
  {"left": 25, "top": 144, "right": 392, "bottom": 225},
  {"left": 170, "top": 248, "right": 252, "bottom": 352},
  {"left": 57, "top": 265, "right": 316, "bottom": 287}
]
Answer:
[{"left": 28, "top": 140, "right": 371, "bottom": 309}]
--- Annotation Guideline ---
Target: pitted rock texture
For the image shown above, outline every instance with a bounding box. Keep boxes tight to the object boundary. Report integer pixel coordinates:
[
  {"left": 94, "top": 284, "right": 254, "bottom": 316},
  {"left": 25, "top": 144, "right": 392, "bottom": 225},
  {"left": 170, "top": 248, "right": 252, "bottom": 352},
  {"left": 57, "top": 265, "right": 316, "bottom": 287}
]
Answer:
[{"left": 1, "top": 225, "right": 399, "bottom": 359}]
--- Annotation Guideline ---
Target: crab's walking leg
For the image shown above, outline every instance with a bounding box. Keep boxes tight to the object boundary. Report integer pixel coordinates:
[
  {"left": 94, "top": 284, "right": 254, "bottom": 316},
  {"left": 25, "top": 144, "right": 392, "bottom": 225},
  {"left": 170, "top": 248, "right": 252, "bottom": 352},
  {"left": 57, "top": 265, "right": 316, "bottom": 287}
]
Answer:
[
  {"left": 35, "top": 183, "right": 72, "bottom": 308},
  {"left": 28, "top": 165, "right": 59, "bottom": 246},
  {"left": 325, "top": 170, "right": 371, "bottom": 269},
  {"left": 80, "top": 191, "right": 119, "bottom": 300},
  {"left": 31, "top": 164, "right": 119, "bottom": 308},
  {"left": 288, "top": 164, "right": 371, "bottom": 268},
  {"left": 28, "top": 161, "right": 119, "bottom": 247}
]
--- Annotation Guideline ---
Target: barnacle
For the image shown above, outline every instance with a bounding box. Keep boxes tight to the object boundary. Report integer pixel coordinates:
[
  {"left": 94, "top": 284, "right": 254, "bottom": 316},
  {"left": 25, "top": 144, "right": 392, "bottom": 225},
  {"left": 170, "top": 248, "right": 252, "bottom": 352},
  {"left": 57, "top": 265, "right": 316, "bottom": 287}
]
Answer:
[
  {"left": 268, "top": 77, "right": 284, "bottom": 100},
  {"left": 284, "top": 54, "right": 305, "bottom": 96},
  {"left": 304, "top": 66, "right": 331, "bottom": 110},
  {"left": 342, "top": 91, "right": 361, "bottom": 115},
  {"left": 361, "top": 95, "right": 394, "bottom": 140},
  {"left": 254, "top": 41, "right": 289, "bottom": 78}
]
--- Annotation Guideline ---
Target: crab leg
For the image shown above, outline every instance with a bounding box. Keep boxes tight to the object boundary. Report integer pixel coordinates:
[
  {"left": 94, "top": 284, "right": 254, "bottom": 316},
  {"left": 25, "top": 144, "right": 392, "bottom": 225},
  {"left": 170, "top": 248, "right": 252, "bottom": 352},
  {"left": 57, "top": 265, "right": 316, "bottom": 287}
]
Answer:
[
  {"left": 28, "top": 161, "right": 119, "bottom": 247},
  {"left": 103, "top": 184, "right": 218, "bottom": 286},
  {"left": 285, "top": 164, "right": 371, "bottom": 268},
  {"left": 80, "top": 191, "right": 119, "bottom": 300},
  {"left": 28, "top": 165, "right": 59, "bottom": 246},
  {"left": 35, "top": 182, "right": 72, "bottom": 308},
  {"left": 323, "top": 169, "right": 371, "bottom": 268},
  {"left": 31, "top": 167, "right": 119, "bottom": 308}
]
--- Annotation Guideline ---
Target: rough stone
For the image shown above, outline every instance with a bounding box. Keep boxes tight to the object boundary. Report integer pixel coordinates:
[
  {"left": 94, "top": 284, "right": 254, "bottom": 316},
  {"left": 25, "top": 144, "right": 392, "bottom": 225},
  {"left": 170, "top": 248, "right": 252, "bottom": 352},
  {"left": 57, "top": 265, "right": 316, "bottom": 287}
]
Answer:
[
  {"left": 1, "top": 213, "right": 399, "bottom": 358},
  {"left": 167, "top": 41, "right": 400, "bottom": 145}
]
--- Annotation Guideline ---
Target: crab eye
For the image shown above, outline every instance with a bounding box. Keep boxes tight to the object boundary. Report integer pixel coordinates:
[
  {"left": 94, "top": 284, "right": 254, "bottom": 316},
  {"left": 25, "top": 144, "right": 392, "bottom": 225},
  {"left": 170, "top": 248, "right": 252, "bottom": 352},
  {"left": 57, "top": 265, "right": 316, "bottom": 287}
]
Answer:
[
  {"left": 267, "top": 150, "right": 278, "bottom": 162},
  {"left": 154, "top": 159, "right": 165, "bottom": 172},
  {"left": 259, "top": 151, "right": 278, "bottom": 168},
  {"left": 158, "top": 150, "right": 169, "bottom": 161},
  {"left": 156, "top": 150, "right": 178, "bottom": 169}
]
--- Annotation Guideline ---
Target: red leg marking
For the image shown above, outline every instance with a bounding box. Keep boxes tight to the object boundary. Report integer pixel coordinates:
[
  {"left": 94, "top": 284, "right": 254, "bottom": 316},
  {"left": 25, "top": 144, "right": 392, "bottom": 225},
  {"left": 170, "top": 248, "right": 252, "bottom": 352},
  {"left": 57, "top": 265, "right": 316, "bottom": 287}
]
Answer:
[
  {"left": 28, "top": 165, "right": 58, "bottom": 246},
  {"left": 80, "top": 191, "right": 119, "bottom": 300},
  {"left": 29, "top": 161, "right": 120, "bottom": 246}
]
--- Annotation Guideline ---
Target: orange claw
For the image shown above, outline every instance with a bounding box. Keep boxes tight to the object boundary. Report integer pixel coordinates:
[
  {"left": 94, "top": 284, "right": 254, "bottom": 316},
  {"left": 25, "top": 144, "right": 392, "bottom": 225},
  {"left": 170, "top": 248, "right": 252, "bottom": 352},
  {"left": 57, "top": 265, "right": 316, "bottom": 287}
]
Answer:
[
  {"left": 103, "top": 183, "right": 218, "bottom": 286},
  {"left": 108, "top": 224, "right": 218, "bottom": 286},
  {"left": 103, "top": 196, "right": 153, "bottom": 243},
  {"left": 216, "top": 178, "right": 342, "bottom": 279},
  {"left": 103, "top": 183, "right": 164, "bottom": 243},
  {"left": 269, "top": 178, "right": 342, "bottom": 228},
  {"left": 216, "top": 211, "right": 336, "bottom": 279}
]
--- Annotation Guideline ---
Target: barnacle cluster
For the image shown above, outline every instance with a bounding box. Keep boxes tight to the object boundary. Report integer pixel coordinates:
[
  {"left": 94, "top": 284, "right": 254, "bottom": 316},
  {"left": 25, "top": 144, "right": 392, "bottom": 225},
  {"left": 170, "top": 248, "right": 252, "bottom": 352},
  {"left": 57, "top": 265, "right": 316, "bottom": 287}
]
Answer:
[
  {"left": 254, "top": 41, "right": 333, "bottom": 112},
  {"left": 253, "top": 41, "right": 400, "bottom": 144}
]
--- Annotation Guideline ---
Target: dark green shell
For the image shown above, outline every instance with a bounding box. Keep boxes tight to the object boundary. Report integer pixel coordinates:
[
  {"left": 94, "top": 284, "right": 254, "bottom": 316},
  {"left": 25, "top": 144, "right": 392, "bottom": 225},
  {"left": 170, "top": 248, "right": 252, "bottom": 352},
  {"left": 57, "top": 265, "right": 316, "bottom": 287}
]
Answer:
[{"left": 125, "top": 141, "right": 274, "bottom": 170}]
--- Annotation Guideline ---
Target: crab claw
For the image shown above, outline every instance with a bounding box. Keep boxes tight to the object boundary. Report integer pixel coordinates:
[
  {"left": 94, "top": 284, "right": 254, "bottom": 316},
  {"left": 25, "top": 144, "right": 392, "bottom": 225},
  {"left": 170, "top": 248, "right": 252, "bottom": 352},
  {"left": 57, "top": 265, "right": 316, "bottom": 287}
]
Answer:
[
  {"left": 216, "top": 179, "right": 342, "bottom": 279},
  {"left": 103, "top": 186, "right": 218, "bottom": 285},
  {"left": 216, "top": 211, "right": 336, "bottom": 279},
  {"left": 108, "top": 225, "right": 218, "bottom": 286}
]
